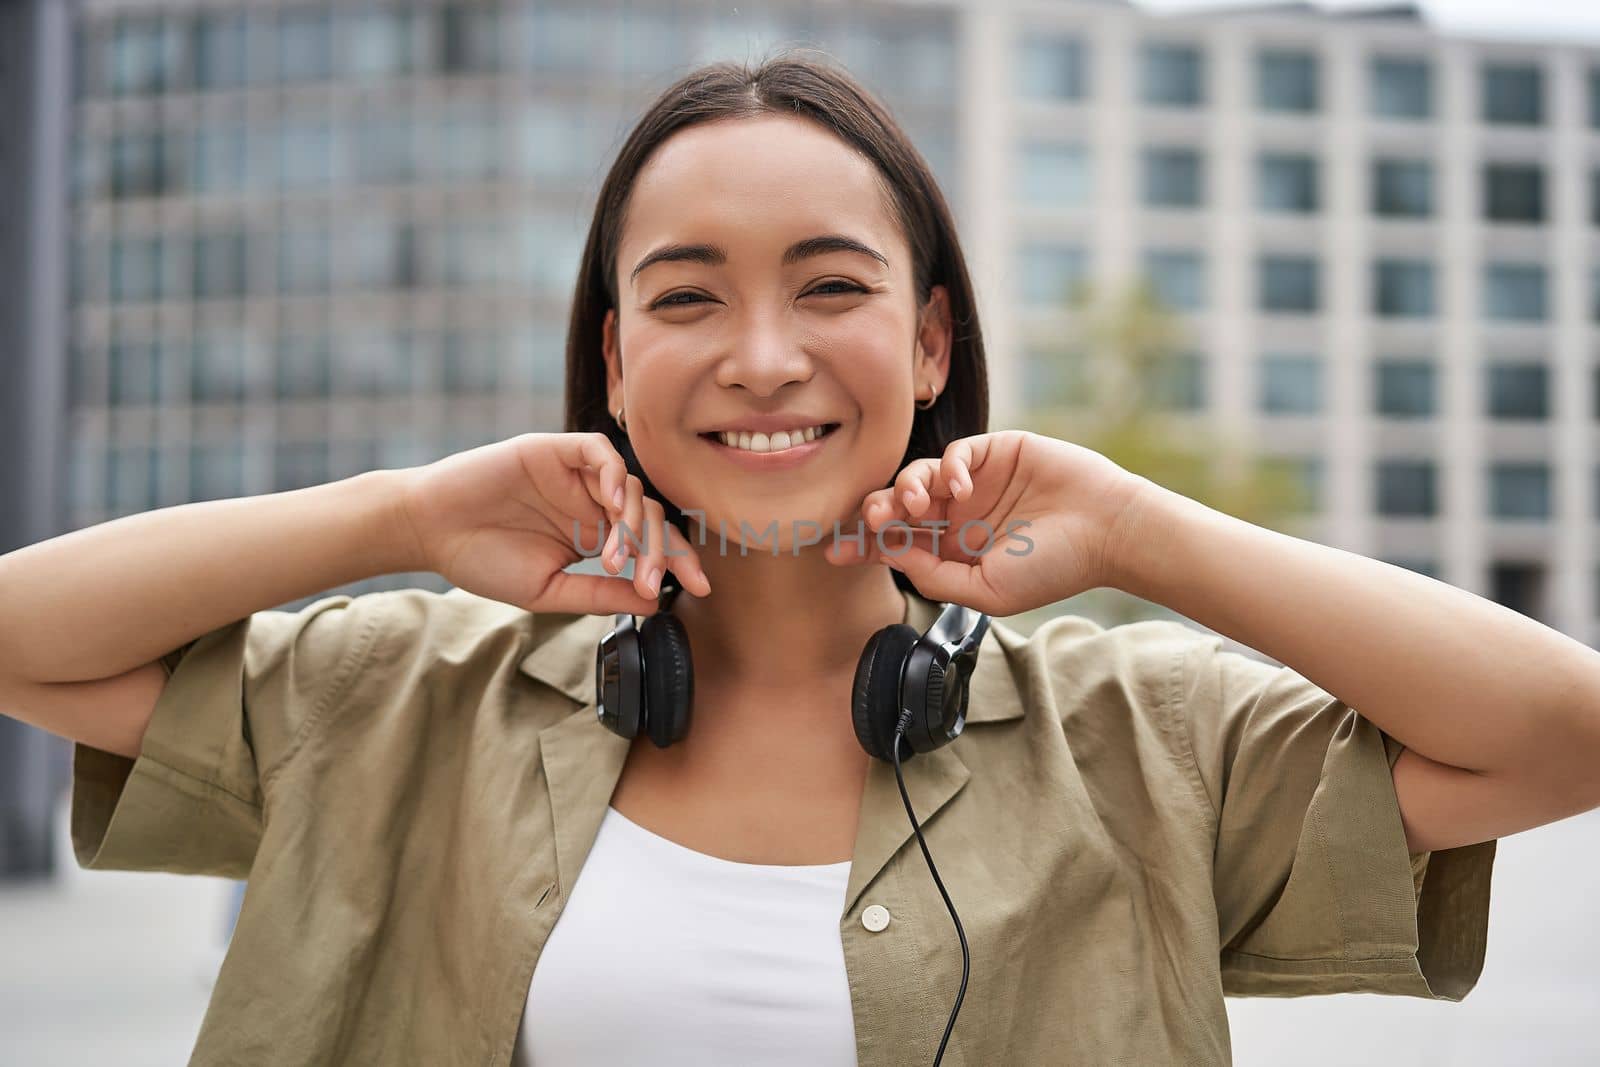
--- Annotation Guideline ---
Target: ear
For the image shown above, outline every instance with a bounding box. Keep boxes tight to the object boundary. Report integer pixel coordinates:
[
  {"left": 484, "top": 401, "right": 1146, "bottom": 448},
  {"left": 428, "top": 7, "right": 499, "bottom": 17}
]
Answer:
[
  {"left": 602, "top": 307, "right": 622, "bottom": 414},
  {"left": 914, "top": 284, "right": 953, "bottom": 394}
]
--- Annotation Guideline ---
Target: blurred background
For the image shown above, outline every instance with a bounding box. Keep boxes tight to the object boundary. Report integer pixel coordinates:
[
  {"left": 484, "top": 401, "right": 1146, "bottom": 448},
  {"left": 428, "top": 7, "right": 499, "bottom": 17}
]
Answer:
[{"left": 2, "top": 0, "right": 1599, "bottom": 1062}]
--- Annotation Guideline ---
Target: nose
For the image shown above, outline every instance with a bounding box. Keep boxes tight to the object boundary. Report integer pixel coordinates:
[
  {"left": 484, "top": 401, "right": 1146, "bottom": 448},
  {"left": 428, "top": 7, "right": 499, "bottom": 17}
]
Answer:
[{"left": 712, "top": 309, "right": 814, "bottom": 399}]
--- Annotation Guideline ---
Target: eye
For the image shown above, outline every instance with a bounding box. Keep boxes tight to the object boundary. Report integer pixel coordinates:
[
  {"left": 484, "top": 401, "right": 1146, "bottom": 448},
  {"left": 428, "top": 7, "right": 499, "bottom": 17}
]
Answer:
[
  {"left": 808, "top": 280, "right": 867, "bottom": 297},
  {"left": 650, "top": 290, "right": 711, "bottom": 310}
]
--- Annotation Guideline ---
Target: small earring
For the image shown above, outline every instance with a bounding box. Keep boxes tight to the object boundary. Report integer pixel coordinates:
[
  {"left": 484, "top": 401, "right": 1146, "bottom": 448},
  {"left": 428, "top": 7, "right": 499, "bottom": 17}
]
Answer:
[
  {"left": 915, "top": 382, "right": 940, "bottom": 411},
  {"left": 614, "top": 404, "right": 627, "bottom": 431}
]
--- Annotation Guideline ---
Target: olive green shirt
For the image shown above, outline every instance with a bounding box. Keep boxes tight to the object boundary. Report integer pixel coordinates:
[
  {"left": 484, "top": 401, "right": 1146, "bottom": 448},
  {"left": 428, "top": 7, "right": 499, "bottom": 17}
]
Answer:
[{"left": 71, "top": 585, "right": 1496, "bottom": 1065}]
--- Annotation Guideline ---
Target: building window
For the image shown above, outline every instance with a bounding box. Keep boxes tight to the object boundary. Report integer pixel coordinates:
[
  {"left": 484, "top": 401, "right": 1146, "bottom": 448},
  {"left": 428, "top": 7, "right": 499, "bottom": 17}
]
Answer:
[
  {"left": 191, "top": 328, "right": 250, "bottom": 404},
  {"left": 1370, "top": 56, "right": 1431, "bottom": 119},
  {"left": 109, "top": 14, "right": 183, "bottom": 96},
  {"left": 340, "top": 214, "right": 419, "bottom": 290},
  {"left": 1385, "top": 557, "right": 1440, "bottom": 579},
  {"left": 111, "top": 236, "right": 178, "bottom": 304},
  {"left": 1490, "top": 463, "right": 1551, "bottom": 519},
  {"left": 1257, "top": 153, "right": 1318, "bottom": 213},
  {"left": 1484, "top": 263, "right": 1547, "bottom": 321},
  {"left": 1022, "top": 346, "right": 1092, "bottom": 407},
  {"left": 108, "top": 339, "right": 161, "bottom": 406},
  {"left": 1375, "top": 359, "right": 1436, "bottom": 417},
  {"left": 1372, "top": 159, "right": 1432, "bottom": 217},
  {"left": 274, "top": 440, "right": 331, "bottom": 493},
  {"left": 193, "top": 229, "right": 248, "bottom": 300},
  {"left": 338, "top": 5, "right": 416, "bottom": 80},
  {"left": 1017, "top": 35, "right": 1088, "bottom": 101},
  {"left": 1141, "top": 42, "right": 1204, "bottom": 107},
  {"left": 1374, "top": 259, "right": 1435, "bottom": 318},
  {"left": 1590, "top": 171, "right": 1600, "bottom": 227},
  {"left": 1481, "top": 63, "right": 1543, "bottom": 125},
  {"left": 1017, "top": 142, "right": 1090, "bottom": 207},
  {"left": 193, "top": 10, "right": 248, "bottom": 91},
  {"left": 279, "top": 119, "right": 334, "bottom": 190},
  {"left": 428, "top": 1, "right": 502, "bottom": 75},
  {"left": 1590, "top": 70, "right": 1600, "bottom": 130},
  {"left": 1483, "top": 163, "right": 1544, "bottom": 224},
  {"left": 1258, "top": 255, "right": 1319, "bottom": 313},
  {"left": 1146, "top": 351, "right": 1207, "bottom": 410},
  {"left": 1258, "top": 353, "right": 1321, "bottom": 414},
  {"left": 111, "top": 131, "right": 177, "bottom": 199},
  {"left": 441, "top": 329, "right": 503, "bottom": 394},
  {"left": 190, "top": 440, "right": 246, "bottom": 502},
  {"left": 335, "top": 327, "right": 414, "bottom": 397},
  {"left": 1142, "top": 147, "right": 1203, "bottom": 208},
  {"left": 1486, "top": 361, "right": 1549, "bottom": 419},
  {"left": 108, "top": 445, "right": 161, "bottom": 515},
  {"left": 278, "top": 220, "right": 331, "bottom": 294},
  {"left": 1257, "top": 48, "right": 1318, "bottom": 113},
  {"left": 275, "top": 333, "right": 331, "bottom": 399},
  {"left": 277, "top": 6, "right": 332, "bottom": 84},
  {"left": 1020, "top": 244, "right": 1090, "bottom": 308},
  {"left": 191, "top": 124, "right": 248, "bottom": 196},
  {"left": 1259, "top": 455, "right": 1323, "bottom": 513},
  {"left": 1142, "top": 249, "right": 1205, "bottom": 311},
  {"left": 1376, "top": 460, "right": 1437, "bottom": 517}
]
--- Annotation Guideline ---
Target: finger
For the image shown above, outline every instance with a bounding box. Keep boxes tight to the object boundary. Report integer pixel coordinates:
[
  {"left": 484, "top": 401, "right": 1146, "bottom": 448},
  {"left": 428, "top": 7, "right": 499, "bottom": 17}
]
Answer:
[
  {"left": 893, "top": 459, "right": 944, "bottom": 517},
  {"left": 537, "top": 570, "right": 663, "bottom": 617},
  {"left": 635, "top": 498, "right": 668, "bottom": 598},
  {"left": 566, "top": 432, "right": 628, "bottom": 516},
  {"left": 880, "top": 542, "right": 1000, "bottom": 614},
  {"left": 942, "top": 439, "right": 975, "bottom": 501},
  {"left": 615, "top": 474, "right": 645, "bottom": 574},
  {"left": 663, "top": 521, "right": 712, "bottom": 596}
]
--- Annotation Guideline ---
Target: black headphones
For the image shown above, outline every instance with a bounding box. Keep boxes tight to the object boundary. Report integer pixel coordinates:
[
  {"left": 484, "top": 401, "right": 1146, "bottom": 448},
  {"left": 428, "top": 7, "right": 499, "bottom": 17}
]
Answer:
[
  {"left": 592, "top": 574, "right": 989, "bottom": 1065},
  {"left": 594, "top": 580, "right": 991, "bottom": 763}
]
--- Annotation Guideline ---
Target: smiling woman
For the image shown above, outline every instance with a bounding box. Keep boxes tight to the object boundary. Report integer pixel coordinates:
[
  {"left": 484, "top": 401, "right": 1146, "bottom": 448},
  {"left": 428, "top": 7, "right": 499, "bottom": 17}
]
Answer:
[{"left": 8, "top": 44, "right": 1506, "bottom": 1067}]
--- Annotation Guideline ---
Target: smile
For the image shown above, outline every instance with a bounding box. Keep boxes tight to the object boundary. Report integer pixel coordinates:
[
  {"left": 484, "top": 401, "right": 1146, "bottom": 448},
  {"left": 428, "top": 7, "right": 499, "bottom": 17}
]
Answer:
[{"left": 700, "top": 423, "right": 840, "bottom": 454}]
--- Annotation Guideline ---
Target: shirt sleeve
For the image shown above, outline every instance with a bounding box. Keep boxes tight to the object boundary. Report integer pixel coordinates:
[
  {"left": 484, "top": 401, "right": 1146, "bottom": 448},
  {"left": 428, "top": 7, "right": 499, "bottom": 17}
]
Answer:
[
  {"left": 1173, "top": 627, "right": 1496, "bottom": 1000},
  {"left": 69, "top": 592, "right": 386, "bottom": 880}
]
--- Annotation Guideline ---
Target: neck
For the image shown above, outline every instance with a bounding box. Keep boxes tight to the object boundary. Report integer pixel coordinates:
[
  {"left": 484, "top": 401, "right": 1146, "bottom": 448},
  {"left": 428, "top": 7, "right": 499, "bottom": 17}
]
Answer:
[{"left": 665, "top": 545, "right": 909, "bottom": 693}]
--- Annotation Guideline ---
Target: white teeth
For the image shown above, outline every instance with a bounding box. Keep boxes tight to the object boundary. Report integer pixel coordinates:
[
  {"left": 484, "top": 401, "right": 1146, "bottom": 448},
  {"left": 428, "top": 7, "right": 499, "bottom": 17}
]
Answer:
[{"left": 715, "top": 425, "right": 830, "bottom": 453}]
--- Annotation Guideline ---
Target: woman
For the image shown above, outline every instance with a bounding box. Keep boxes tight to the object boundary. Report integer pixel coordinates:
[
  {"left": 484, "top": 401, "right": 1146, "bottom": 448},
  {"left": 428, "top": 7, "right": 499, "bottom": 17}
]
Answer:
[{"left": 7, "top": 53, "right": 1593, "bottom": 1066}]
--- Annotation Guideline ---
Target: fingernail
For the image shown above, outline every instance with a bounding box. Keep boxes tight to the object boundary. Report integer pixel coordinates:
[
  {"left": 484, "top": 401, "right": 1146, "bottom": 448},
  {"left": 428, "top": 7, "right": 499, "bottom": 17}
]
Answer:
[
  {"left": 949, "top": 479, "right": 961, "bottom": 498},
  {"left": 647, "top": 566, "right": 662, "bottom": 595},
  {"left": 612, "top": 486, "right": 624, "bottom": 509}
]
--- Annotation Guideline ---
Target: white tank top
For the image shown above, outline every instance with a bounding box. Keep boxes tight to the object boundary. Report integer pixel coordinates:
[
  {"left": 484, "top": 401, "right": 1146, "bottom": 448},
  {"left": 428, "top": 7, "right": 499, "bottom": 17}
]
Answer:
[{"left": 517, "top": 805, "right": 859, "bottom": 1066}]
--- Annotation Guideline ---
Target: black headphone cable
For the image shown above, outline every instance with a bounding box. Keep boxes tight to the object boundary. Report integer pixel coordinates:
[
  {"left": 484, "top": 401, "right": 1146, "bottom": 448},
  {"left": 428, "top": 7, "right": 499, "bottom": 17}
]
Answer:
[{"left": 892, "top": 708, "right": 970, "bottom": 1067}]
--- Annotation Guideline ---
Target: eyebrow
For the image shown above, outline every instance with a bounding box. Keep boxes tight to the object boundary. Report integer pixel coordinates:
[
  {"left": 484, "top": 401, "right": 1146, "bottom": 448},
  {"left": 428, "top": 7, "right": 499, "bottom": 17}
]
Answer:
[{"left": 628, "top": 234, "right": 889, "bottom": 285}]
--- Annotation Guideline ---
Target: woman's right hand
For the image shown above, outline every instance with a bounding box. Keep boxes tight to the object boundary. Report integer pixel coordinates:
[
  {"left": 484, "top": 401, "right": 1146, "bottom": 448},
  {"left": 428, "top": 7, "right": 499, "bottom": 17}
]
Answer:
[{"left": 394, "top": 432, "right": 710, "bottom": 617}]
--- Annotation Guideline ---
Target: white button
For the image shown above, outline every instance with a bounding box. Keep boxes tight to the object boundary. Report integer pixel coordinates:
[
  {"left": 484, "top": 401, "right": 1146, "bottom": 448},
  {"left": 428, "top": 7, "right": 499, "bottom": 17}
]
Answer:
[{"left": 861, "top": 904, "right": 891, "bottom": 932}]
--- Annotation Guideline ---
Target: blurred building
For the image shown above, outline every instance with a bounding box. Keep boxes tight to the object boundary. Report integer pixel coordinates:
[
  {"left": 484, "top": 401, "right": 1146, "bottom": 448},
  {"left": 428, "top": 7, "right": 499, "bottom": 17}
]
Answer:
[{"left": 5, "top": 0, "right": 1600, "bottom": 872}]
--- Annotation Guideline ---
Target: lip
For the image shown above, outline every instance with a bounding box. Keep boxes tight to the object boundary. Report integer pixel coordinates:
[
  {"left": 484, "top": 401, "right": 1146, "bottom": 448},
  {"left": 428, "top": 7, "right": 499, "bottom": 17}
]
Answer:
[{"left": 699, "top": 424, "right": 839, "bottom": 470}]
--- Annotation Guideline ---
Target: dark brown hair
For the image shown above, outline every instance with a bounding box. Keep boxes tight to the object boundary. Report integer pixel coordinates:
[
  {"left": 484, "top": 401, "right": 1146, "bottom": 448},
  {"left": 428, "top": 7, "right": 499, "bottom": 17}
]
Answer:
[{"left": 561, "top": 51, "right": 989, "bottom": 592}]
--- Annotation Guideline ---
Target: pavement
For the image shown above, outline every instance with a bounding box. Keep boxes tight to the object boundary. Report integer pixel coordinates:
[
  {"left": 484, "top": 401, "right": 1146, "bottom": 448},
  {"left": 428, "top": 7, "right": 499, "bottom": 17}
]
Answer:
[{"left": 3, "top": 791, "right": 1599, "bottom": 1065}]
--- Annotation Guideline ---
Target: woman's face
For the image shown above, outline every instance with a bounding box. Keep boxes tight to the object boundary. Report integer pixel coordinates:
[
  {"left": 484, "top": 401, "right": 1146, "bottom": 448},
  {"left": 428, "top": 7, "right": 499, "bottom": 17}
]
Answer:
[{"left": 602, "top": 113, "right": 951, "bottom": 551}]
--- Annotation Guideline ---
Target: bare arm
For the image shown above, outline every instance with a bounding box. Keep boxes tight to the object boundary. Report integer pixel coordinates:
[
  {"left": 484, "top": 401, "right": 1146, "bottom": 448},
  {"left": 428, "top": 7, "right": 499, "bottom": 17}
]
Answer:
[{"left": 0, "top": 469, "right": 421, "bottom": 754}]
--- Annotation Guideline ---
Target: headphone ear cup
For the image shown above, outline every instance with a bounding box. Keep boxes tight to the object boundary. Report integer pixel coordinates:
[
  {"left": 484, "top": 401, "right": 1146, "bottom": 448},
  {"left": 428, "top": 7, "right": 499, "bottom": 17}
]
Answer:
[
  {"left": 852, "top": 624, "right": 920, "bottom": 762},
  {"left": 638, "top": 611, "right": 693, "bottom": 749}
]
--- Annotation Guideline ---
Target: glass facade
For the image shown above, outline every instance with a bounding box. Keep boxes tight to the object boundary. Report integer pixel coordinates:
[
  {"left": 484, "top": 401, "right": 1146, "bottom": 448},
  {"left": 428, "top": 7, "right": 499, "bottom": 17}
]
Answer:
[
  {"left": 1257, "top": 49, "right": 1318, "bottom": 113},
  {"left": 1257, "top": 153, "right": 1318, "bottom": 213},
  {"left": 1377, "top": 460, "right": 1438, "bottom": 517},
  {"left": 1258, "top": 353, "right": 1322, "bottom": 414},
  {"left": 1258, "top": 255, "right": 1319, "bottom": 313},
  {"left": 1483, "top": 163, "right": 1545, "bottom": 224},
  {"left": 1017, "top": 35, "right": 1088, "bottom": 101},
  {"left": 1374, "top": 259, "right": 1435, "bottom": 318},
  {"left": 1375, "top": 359, "right": 1436, "bottom": 418},
  {"left": 1370, "top": 56, "right": 1431, "bottom": 119},
  {"left": 1020, "top": 244, "right": 1090, "bottom": 308},
  {"left": 1490, "top": 463, "right": 1551, "bottom": 519},
  {"left": 1372, "top": 159, "right": 1432, "bottom": 217},
  {"left": 1017, "top": 141, "right": 1091, "bottom": 207},
  {"left": 1482, "top": 63, "right": 1543, "bottom": 125},
  {"left": 1142, "top": 249, "right": 1204, "bottom": 311},
  {"left": 1486, "top": 362, "right": 1549, "bottom": 419},
  {"left": 1142, "top": 42, "right": 1204, "bottom": 107},
  {"left": 1142, "top": 146, "right": 1203, "bottom": 208},
  {"left": 1484, "top": 263, "right": 1548, "bottom": 321}
]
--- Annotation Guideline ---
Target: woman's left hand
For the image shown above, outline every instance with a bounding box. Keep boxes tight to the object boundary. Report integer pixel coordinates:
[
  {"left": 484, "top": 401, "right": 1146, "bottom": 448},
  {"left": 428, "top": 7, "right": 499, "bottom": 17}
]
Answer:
[{"left": 827, "top": 429, "right": 1151, "bottom": 616}]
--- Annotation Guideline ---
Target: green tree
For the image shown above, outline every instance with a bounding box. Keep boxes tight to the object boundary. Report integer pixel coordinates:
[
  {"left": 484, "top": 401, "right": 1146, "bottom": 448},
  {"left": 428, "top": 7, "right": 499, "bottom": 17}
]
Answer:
[{"left": 1010, "top": 278, "right": 1310, "bottom": 632}]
